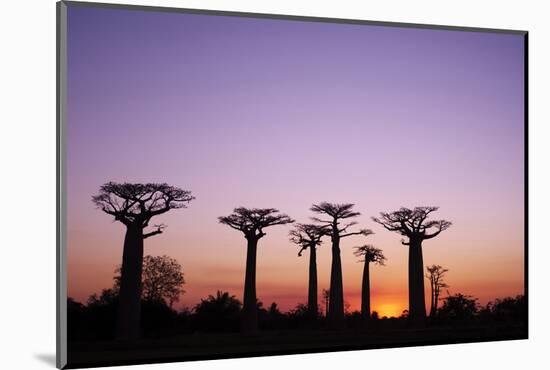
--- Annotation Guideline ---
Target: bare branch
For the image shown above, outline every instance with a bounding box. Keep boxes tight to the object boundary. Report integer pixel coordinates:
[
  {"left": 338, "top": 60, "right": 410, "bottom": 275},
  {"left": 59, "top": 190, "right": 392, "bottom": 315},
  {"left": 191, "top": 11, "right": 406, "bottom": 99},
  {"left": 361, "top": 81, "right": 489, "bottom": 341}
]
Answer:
[
  {"left": 340, "top": 228, "right": 374, "bottom": 238},
  {"left": 143, "top": 224, "right": 167, "bottom": 239},
  {"left": 289, "top": 223, "right": 329, "bottom": 255}
]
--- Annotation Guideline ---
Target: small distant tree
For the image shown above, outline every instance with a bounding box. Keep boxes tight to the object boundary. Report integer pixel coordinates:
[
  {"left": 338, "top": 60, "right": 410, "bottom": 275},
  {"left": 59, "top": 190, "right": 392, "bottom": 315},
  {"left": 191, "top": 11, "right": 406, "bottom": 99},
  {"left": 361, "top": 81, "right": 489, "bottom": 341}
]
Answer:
[
  {"left": 322, "top": 289, "right": 330, "bottom": 316},
  {"left": 425, "top": 264, "right": 449, "bottom": 317},
  {"left": 353, "top": 245, "right": 386, "bottom": 320},
  {"left": 268, "top": 302, "right": 283, "bottom": 317},
  {"left": 92, "top": 182, "right": 194, "bottom": 340},
  {"left": 114, "top": 255, "right": 186, "bottom": 307},
  {"left": 483, "top": 295, "right": 526, "bottom": 322},
  {"left": 289, "top": 223, "right": 329, "bottom": 318},
  {"left": 311, "top": 202, "right": 372, "bottom": 327},
  {"left": 219, "top": 207, "right": 293, "bottom": 333},
  {"left": 373, "top": 206, "right": 451, "bottom": 324},
  {"left": 439, "top": 293, "right": 478, "bottom": 320},
  {"left": 193, "top": 291, "right": 242, "bottom": 332}
]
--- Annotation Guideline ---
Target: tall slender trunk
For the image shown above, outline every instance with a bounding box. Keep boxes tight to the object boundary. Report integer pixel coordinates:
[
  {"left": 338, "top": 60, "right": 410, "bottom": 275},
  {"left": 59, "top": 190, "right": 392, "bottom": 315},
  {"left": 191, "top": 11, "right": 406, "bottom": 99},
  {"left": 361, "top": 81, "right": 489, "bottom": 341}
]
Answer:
[
  {"left": 241, "top": 237, "right": 258, "bottom": 333},
  {"left": 328, "top": 232, "right": 345, "bottom": 326},
  {"left": 361, "top": 260, "right": 371, "bottom": 319},
  {"left": 408, "top": 239, "right": 426, "bottom": 324},
  {"left": 116, "top": 225, "right": 144, "bottom": 340},
  {"left": 308, "top": 246, "right": 318, "bottom": 318},
  {"left": 433, "top": 287, "right": 440, "bottom": 316},
  {"left": 429, "top": 279, "right": 436, "bottom": 317}
]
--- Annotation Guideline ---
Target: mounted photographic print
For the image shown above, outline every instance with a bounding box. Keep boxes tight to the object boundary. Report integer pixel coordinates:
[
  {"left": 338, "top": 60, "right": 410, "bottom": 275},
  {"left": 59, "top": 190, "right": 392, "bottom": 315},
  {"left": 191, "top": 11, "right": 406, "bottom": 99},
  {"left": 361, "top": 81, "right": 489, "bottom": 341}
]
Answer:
[{"left": 56, "top": 1, "right": 528, "bottom": 368}]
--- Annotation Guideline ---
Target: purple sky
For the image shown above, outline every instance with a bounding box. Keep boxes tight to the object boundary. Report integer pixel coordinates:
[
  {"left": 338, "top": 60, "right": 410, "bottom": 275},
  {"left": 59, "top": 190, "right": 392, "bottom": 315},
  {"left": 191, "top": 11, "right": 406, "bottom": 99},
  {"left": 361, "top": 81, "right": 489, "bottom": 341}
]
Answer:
[{"left": 67, "top": 5, "right": 524, "bottom": 315}]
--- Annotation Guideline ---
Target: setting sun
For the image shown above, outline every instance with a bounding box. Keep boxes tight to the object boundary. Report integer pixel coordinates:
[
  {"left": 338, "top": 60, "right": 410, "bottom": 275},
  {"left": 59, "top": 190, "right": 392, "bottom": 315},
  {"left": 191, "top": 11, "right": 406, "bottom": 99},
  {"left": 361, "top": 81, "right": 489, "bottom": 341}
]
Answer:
[{"left": 373, "top": 303, "right": 404, "bottom": 318}]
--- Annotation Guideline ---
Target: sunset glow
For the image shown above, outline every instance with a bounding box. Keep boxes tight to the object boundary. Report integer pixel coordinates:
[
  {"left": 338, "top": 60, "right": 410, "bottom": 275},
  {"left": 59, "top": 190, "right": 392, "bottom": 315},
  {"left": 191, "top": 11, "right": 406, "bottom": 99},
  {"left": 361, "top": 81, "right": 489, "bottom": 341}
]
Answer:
[{"left": 66, "top": 6, "right": 525, "bottom": 316}]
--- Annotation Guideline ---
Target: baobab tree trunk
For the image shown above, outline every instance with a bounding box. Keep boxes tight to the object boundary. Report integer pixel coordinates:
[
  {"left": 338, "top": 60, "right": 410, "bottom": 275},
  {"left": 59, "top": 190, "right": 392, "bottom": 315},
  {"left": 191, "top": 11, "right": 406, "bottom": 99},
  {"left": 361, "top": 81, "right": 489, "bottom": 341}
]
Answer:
[
  {"left": 328, "top": 235, "right": 345, "bottom": 326},
  {"left": 361, "top": 260, "right": 371, "bottom": 320},
  {"left": 308, "top": 246, "right": 318, "bottom": 318},
  {"left": 408, "top": 240, "right": 426, "bottom": 324},
  {"left": 241, "top": 237, "right": 258, "bottom": 333},
  {"left": 116, "top": 225, "right": 144, "bottom": 340}
]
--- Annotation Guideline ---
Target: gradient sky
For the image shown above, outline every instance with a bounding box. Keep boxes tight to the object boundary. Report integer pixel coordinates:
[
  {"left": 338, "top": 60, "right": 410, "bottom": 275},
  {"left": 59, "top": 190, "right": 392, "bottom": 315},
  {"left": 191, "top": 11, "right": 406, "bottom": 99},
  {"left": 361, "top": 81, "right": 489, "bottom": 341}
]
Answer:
[{"left": 66, "top": 5, "right": 525, "bottom": 317}]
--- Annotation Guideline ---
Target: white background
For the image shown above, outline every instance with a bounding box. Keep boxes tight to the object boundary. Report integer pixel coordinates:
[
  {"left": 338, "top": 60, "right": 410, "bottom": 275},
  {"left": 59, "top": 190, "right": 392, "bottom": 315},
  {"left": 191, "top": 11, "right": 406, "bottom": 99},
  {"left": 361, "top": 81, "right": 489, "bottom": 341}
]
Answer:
[{"left": 1, "top": 0, "right": 547, "bottom": 369}]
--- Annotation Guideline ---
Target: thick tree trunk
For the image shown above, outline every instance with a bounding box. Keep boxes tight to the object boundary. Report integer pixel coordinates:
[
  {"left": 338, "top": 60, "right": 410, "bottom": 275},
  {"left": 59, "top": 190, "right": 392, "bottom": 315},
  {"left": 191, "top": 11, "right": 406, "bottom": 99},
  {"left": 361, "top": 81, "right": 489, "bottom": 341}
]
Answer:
[
  {"left": 361, "top": 260, "right": 371, "bottom": 320},
  {"left": 241, "top": 237, "right": 258, "bottom": 333},
  {"left": 328, "top": 234, "right": 345, "bottom": 327},
  {"left": 116, "top": 225, "right": 144, "bottom": 340},
  {"left": 408, "top": 239, "right": 426, "bottom": 324},
  {"left": 308, "top": 246, "right": 318, "bottom": 318}
]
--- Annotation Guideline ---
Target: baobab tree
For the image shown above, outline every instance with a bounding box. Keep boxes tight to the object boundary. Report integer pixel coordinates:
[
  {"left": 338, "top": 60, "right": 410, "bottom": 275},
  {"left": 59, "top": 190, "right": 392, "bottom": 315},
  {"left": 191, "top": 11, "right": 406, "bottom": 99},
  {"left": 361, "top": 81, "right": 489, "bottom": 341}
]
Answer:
[
  {"left": 219, "top": 207, "right": 294, "bottom": 333},
  {"left": 426, "top": 264, "right": 449, "bottom": 317},
  {"left": 353, "top": 245, "right": 386, "bottom": 320},
  {"left": 92, "top": 182, "right": 194, "bottom": 340},
  {"left": 289, "top": 223, "right": 329, "bottom": 318},
  {"left": 372, "top": 206, "right": 451, "bottom": 323},
  {"left": 310, "top": 202, "right": 372, "bottom": 326}
]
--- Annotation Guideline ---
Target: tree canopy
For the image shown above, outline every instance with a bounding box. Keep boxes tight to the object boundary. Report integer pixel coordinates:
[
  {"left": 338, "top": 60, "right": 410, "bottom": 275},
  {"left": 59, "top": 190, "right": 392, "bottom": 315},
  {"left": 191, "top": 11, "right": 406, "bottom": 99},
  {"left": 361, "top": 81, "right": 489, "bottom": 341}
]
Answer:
[
  {"left": 353, "top": 244, "right": 386, "bottom": 265},
  {"left": 218, "top": 207, "right": 294, "bottom": 239},
  {"left": 114, "top": 255, "right": 186, "bottom": 306},
  {"left": 289, "top": 223, "right": 329, "bottom": 256},
  {"left": 92, "top": 182, "right": 195, "bottom": 228},
  {"left": 372, "top": 206, "right": 451, "bottom": 242},
  {"left": 310, "top": 202, "right": 372, "bottom": 238}
]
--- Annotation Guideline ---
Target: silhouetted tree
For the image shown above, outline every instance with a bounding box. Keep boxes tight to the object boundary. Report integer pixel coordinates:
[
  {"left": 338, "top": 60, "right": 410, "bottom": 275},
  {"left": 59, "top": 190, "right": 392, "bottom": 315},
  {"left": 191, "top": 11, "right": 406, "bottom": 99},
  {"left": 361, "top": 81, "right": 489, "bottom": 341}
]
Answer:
[
  {"left": 85, "top": 288, "right": 119, "bottom": 340},
  {"left": 219, "top": 207, "right": 294, "bottom": 333},
  {"left": 286, "top": 303, "right": 316, "bottom": 329},
  {"left": 193, "top": 291, "right": 242, "bottom": 332},
  {"left": 259, "top": 302, "right": 287, "bottom": 330},
  {"left": 481, "top": 295, "right": 526, "bottom": 322},
  {"left": 67, "top": 298, "right": 86, "bottom": 341},
  {"left": 114, "top": 255, "right": 186, "bottom": 307},
  {"left": 311, "top": 202, "right": 372, "bottom": 326},
  {"left": 373, "top": 206, "right": 451, "bottom": 324},
  {"left": 439, "top": 293, "right": 478, "bottom": 320},
  {"left": 92, "top": 182, "right": 194, "bottom": 340},
  {"left": 289, "top": 223, "right": 329, "bottom": 318},
  {"left": 322, "top": 289, "right": 330, "bottom": 316},
  {"left": 425, "top": 264, "right": 449, "bottom": 317},
  {"left": 353, "top": 245, "right": 386, "bottom": 320}
]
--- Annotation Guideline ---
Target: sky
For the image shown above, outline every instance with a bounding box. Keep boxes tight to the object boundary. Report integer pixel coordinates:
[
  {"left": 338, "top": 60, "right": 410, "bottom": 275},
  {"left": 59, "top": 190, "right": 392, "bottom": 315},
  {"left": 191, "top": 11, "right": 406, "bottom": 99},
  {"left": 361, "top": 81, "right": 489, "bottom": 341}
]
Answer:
[{"left": 66, "top": 5, "right": 525, "bottom": 317}]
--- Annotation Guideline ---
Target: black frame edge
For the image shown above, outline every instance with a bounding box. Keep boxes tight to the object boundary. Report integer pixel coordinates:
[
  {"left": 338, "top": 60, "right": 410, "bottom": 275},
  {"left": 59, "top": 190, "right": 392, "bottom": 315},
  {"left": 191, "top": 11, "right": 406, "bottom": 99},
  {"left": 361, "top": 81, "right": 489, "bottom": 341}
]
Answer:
[{"left": 62, "top": 0, "right": 527, "bottom": 35}]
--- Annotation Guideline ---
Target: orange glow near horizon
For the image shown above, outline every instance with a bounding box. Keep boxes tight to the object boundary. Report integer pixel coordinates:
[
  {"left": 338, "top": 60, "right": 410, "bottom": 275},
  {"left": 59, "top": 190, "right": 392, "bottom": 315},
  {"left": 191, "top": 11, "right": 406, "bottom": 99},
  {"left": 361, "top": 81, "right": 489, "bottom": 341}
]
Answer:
[{"left": 374, "top": 303, "right": 403, "bottom": 318}]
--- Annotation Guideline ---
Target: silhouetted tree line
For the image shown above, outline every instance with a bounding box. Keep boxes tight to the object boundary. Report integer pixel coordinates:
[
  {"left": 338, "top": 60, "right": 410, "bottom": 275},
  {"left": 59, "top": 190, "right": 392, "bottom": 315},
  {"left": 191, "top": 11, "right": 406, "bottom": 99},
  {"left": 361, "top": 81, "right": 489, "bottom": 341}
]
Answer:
[
  {"left": 84, "top": 182, "right": 525, "bottom": 340},
  {"left": 67, "top": 289, "right": 525, "bottom": 341}
]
